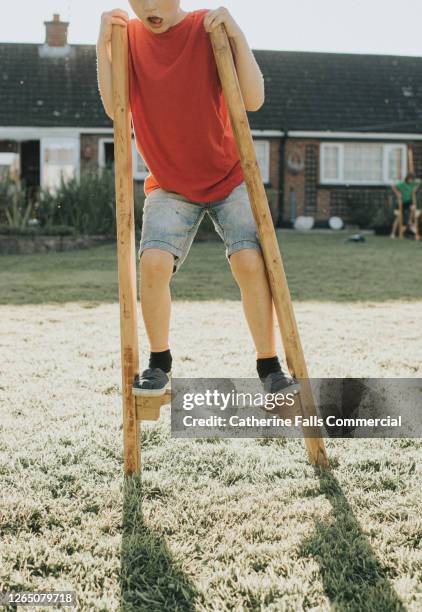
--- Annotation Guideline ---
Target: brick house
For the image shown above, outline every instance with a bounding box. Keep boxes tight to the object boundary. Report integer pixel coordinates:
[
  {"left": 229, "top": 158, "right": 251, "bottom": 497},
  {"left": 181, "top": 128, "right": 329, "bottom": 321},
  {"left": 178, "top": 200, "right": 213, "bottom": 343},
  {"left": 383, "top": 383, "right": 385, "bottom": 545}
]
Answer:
[{"left": 1, "top": 14, "right": 422, "bottom": 226}]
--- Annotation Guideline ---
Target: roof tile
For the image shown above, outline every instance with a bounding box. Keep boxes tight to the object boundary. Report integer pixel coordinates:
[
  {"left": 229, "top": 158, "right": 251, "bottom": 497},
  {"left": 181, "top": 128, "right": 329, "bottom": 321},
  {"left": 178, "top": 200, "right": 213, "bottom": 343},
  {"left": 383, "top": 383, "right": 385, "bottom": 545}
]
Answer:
[{"left": 1, "top": 43, "right": 422, "bottom": 133}]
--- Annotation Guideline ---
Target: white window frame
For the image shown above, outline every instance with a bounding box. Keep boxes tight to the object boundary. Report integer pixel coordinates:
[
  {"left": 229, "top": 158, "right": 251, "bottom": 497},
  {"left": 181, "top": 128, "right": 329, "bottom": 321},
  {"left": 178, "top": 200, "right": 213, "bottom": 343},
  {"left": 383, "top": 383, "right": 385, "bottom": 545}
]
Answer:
[
  {"left": 0, "top": 152, "right": 19, "bottom": 166},
  {"left": 131, "top": 141, "right": 149, "bottom": 180},
  {"left": 40, "top": 136, "right": 80, "bottom": 192},
  {"left": 98, "top": 137, "right": 114, "bottom": 171},
  {"left": 384, "top": 144, "right": 407, "bottom": 184},
  {"left": 98, "top": 138, "right": 269, "bottom": 183},
  {"left": 253, "top": 140, "right": 270, "bottom": 183},
  {"left": 0, "top": 152, "right": 19, "bottom": 178},
  {"left": 98, "top": 138, "right": 149, "bottom": 180},
  {"left": 320, "top": 143, "right": 342, "bottom": 184},
  {"left": 320, "top": 142, "right": 407, "bottom": 186}
]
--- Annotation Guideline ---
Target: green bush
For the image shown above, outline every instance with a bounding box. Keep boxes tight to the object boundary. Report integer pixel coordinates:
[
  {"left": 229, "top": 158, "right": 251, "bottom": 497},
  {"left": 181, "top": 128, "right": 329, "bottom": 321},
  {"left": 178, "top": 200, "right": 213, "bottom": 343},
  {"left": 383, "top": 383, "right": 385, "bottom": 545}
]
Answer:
[
  {"left": 347, "top": 190, "right": 394, "bottom": 229},
  {"left": 32, "top": 170, "right": 146, "bottom": 236},
  {"left": 370, "top": 190, "right": 422, "bottom": 232},
  {"left": 1, "top": 170, "right": 136, "bottom": 236},
  {"left": 0, "top": 224, "right": 75, "bottom": 236},
  {"left": 0, "top": 176, "right": 32, "bottom": 229},
  {"left": 369, "top": 200, "right": 395, "bottom": 230},
  {"left": 347, "top": 188, "right": 422, "bottom": 231},
  {"left": 34, "top": 169, "right": 125, "bottom": 235},
  {"left": 1, "top": 172, "right": 278, "bottom": 238}
]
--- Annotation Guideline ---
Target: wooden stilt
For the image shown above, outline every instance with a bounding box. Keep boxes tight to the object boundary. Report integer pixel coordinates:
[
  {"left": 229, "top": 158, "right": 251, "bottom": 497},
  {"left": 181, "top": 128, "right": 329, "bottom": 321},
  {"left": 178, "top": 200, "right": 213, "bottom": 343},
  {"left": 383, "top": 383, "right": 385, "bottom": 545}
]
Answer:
[
  {"left": 397, "top": 148, "right": 408, "bottom": 239},
  {"left": 398, "top": 200, "right": 404, "bottom": 238},
  {"left": 112, "top": 25, "right": 173, "bottom": 474},
  {"left": 135, "top": 392, "right": 172, "bottom": 421},
  {"left": 210, "top": 25, "right": 329, "bottom": 467},
  {"left": 408, "top": 145, "right": 420, "bottom": 241},
  {"left": 111, "top": 25, "right": 141, "bottom": 474}
]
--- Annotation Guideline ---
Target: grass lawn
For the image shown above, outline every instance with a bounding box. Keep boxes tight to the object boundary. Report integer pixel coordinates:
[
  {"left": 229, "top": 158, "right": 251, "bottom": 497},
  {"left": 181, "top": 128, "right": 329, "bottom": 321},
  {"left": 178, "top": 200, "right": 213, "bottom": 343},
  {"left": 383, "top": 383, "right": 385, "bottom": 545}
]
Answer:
[
  {"left": 1, "top": 232, "right": 421, "bottom": 610},
  {"left": 0, "top": 231, "right": 421, "bottom": 305},
  {"left": 2, "top": 420, "right": 421, "bottom": 610}
]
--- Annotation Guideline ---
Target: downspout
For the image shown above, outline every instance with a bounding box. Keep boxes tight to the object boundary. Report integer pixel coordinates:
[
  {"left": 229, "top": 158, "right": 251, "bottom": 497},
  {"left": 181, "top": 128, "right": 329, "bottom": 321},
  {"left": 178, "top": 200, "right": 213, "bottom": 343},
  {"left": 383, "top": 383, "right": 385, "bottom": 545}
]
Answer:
[{"left": 277, "top": 128, "right": 287, "bottom": 227}]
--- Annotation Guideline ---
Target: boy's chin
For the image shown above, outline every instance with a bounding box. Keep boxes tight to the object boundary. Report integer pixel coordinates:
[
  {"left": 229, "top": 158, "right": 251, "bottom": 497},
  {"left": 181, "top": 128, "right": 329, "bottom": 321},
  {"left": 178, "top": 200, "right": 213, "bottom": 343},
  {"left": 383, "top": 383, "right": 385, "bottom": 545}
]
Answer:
[{"left": 143, "top": 19, "right": 168, "bottom": 32}]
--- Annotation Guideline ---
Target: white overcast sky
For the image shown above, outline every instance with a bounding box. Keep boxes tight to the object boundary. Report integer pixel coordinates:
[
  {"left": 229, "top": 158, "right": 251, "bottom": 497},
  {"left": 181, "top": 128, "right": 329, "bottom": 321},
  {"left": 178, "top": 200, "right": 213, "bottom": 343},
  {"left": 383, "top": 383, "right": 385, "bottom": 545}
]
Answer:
[{"left": 2, "top": 0, "right": 422, "bottom": 56}]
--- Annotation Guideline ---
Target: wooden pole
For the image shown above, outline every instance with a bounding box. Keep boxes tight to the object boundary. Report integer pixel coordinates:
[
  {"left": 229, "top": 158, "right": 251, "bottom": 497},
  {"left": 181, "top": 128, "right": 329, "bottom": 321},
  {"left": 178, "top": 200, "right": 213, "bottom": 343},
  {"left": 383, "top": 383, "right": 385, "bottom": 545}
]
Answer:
[
  {"left": 398, "top": 200, "right": 404, "bottom": 238},
  {"left": 111, "top": 24, "right": 140, "bottom": 474},
  {"left": 396, "top": 149, "right": 405, "bottom": 238},
  {"left": 408, "top": 145, "right": 414, "bottom": 174},
  {"left": 408, "top": 145, "right": 420, "bottom": 240},
  {"left": 210, "top": 26, "right": 328, "bottom": 467}
]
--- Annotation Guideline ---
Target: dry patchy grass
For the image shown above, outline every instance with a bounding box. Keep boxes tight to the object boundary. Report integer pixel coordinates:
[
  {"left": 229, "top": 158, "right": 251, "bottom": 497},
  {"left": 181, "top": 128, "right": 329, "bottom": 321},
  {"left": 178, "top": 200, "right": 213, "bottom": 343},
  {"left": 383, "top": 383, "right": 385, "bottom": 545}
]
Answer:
[{"left": 1, "top": 301, "right": 421, "bottom": 610}]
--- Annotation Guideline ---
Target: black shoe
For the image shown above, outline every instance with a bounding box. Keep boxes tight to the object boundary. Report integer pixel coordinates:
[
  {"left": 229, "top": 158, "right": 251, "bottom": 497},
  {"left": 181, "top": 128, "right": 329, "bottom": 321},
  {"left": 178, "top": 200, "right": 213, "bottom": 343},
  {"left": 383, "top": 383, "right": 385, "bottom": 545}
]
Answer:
[
  {"left": 260, "top": 369, "right": 300, "bottom": 395},
  {"left": 132, "top": 367, "right": 171, "bottom": 397}
]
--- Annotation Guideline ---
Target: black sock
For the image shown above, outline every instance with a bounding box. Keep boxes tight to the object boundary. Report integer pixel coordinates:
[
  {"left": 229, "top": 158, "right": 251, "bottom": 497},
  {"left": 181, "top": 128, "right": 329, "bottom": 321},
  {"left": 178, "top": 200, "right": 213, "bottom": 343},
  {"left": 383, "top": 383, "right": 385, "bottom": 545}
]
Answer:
[
  {"left": 149, "top": 349, "right": 172, "bottom": 373},
  {"left": 257, "top": 356, "right": 281, "bottom": 379}
]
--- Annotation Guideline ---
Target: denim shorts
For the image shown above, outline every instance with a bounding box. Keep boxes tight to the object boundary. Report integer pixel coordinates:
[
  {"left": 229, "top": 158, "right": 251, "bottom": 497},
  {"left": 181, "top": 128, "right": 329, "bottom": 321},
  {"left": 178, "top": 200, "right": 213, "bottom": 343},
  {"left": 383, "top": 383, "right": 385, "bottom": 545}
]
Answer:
[{"left": 139, "top": 180, "right": 262, "bottom": 275}]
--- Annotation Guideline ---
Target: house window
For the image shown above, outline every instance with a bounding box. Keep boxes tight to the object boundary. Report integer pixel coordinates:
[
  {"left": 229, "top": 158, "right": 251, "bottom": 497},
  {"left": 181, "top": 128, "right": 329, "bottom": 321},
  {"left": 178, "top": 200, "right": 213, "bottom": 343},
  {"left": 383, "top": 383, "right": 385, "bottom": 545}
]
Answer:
[
  {"left": 103, "top": 142, "right": 114, "bottom": 169},
  {"left": 99, "top": 139, "right": 269, "bottom": 183},
  {"left": 131, "top": 140, "right": 268, "bottom": 182},
  {"left": 386, "top": 146, "right": 406, "bottom": 182},
  {"left": 321, "top": 144, "right": 340, "bottom": 181},
  {"left": 0, "top": 152, "right": 19, "bottom": 180},
  {"left": 40, "top": 137, "right": 79, "bottom": 193},
  {"left": 98, "top": 138, "right": 149, "bottom": 180},
  {"left": 253, "top": 140, "right": 270, "bottom": 183},
  {"left": 98, "top": 138, "right": 115, "bottom": 174},
  {"left": 132, "top": 142, "right": 149, "bottom": 180},
  {"left": 320, "top": 143, "right": 407, "bottom": 185}
]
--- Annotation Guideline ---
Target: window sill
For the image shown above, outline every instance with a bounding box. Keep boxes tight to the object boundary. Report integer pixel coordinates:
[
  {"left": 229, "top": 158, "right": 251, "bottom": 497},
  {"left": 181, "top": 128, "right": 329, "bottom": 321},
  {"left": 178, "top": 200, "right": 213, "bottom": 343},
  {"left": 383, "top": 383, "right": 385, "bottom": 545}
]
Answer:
[{"left": 318, "top": 183, "right": 391, "bottom": 189}]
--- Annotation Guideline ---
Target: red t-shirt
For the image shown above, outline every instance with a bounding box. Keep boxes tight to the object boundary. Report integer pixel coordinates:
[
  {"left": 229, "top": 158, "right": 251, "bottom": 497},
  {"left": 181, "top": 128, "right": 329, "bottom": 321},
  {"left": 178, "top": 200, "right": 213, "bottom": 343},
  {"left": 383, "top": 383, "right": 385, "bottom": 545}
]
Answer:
[{"left": 127, "top": 9, "right": 244, "bottom": 202}]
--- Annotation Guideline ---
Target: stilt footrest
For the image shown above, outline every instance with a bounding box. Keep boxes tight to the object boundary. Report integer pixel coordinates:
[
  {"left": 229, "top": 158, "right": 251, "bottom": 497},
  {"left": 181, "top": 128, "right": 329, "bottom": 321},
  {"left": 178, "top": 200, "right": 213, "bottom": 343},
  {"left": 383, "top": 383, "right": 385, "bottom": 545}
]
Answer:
[{"left": 134, "top": 391, "right": 172, "bottom": 422}]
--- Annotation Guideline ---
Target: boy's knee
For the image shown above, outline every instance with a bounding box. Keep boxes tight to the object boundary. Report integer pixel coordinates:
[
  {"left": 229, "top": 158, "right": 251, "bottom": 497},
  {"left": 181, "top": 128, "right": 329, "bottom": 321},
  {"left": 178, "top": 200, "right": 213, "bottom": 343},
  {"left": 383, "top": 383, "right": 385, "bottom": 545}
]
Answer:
[
  {"left": 140, "top": 248, "right": 174, "bottom": 281},
  {"left": 230, "top": 248, "right": 263, "bottom": 278}
]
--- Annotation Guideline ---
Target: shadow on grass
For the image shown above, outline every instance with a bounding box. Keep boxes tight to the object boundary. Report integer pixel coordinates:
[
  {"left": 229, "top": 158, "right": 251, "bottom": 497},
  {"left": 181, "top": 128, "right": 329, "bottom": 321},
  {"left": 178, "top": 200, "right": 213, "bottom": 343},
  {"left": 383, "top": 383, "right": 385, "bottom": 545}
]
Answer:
[
  {"left": 300, "top": 468, "right": 405, "bottom": 611},
  {"left": 120, "top": 475, "right": 198, "bottom": 611}
]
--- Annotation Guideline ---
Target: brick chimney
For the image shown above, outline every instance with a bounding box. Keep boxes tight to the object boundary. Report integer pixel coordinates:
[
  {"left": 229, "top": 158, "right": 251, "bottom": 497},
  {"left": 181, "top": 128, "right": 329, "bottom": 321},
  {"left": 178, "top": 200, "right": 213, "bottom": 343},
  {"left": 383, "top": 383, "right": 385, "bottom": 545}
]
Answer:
[{"left": 44, "top": 14, "right": 69, "bottom": 47}]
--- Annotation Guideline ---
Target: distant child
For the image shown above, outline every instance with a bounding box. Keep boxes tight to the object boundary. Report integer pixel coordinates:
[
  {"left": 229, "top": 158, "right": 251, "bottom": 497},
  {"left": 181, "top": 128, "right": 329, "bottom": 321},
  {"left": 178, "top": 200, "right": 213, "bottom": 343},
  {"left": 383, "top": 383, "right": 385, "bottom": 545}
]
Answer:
[
  {"left": 96, "top": 2, "right": 299, "bottom": 396},
  {"left": 390, "top": 172, "right": 420, "bottom": 238}
]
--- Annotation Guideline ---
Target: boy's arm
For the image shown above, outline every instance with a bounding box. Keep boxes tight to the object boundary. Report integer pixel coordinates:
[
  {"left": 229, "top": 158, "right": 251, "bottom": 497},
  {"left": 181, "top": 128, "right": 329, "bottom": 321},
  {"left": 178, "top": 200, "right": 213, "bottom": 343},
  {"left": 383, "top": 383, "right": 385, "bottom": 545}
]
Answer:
[
  {"left": 96, "top": 41, "right": 114, "bottom": 120},
  {"left": 229, "top": 33, "right": 265, "bottom": 112},
  {"left": 392, "top": 184, "right": 402, "bottom": 200},
  {"left": 204, "top": 8, "right": 265, "bottom": 112},
  {"left": 96, "top": 10, "right": 130, "bottom": 120}
]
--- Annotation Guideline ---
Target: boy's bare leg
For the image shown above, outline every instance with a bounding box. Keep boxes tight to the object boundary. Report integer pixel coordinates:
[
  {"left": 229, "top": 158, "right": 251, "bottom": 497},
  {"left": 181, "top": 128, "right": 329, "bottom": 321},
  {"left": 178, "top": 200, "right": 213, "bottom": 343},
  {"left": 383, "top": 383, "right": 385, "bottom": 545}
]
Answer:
[
  {"left": 139, "top": 249, "right": 174, "bottom": 352},
  {"left": 390, "top": 216, "right": 398, "bottom": 238},
  {"left": 229, "top": 249, "right": 277, "bottom": 358}
]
